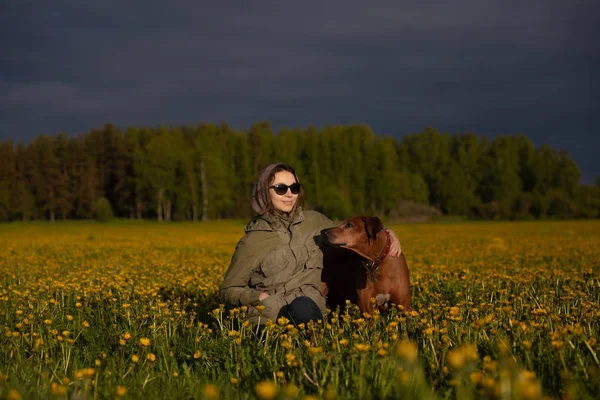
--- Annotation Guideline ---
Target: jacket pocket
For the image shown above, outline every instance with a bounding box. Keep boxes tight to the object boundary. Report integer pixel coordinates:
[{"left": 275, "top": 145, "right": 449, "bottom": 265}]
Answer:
[
  {"left": 258, "top": 247, "right": 289, "bottom": 277},
  {"left": 305, "top": 242, "right": 323, "bottom": 270}
]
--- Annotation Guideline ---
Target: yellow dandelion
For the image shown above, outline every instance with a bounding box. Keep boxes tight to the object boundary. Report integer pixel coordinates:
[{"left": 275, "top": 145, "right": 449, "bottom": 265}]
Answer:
[
  {"left": 51, "top": 382, "right": 67, "bottom": 396},
  {"left": 308, "top": 347, "right": 323, "bottom": 355},
  {"left": 7, "top": 389, "right": 22, "bottom": 400},
  {"left": 469, "top": 371, "right": 484, "bottom": 384},
  {"left": 131, "top": 354, "right": 139, "bottom": 363},
  {"left": 146, "top": 353, "right": 156, "bottom": 362},
  {"left": 139, "top": 337, "right": 151, "bottom": 347},
  {"left": 74, "top": 368, "right": 96, "bottom": 379},
  {"left": 193, "top": 350, "right": 201, "bottom": 359},
  {"left": 255, "top": 381, "right": 278, "bottom": 400},
  {"left": 116, "top": 385, "right": 127, "bottom": 397},
  {"left": 395, "top": 340, "right": 418, "bottom": 364},
  {"left": 354, "top": 343, "right": 371, "bottom": 352},
  {"left": 447, "top": 343, "right": 478, "bottom": 369},
  {"left": 202, "top": 384, "right": 219, "bottom": 400},
  {"left": 551, "top": 340, "right": 564, "bottom": 350},
  {"left": 283, "top": 384, "right": 299, "bottom": 398},
  {"left": 285, "top": 353, "right": 296, "bottom": 364}
]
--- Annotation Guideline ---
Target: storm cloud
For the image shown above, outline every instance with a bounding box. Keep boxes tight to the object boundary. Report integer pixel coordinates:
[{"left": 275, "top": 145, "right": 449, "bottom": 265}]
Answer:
[{"left": 1, "top": 0, "right": 598, "bottom": 181}]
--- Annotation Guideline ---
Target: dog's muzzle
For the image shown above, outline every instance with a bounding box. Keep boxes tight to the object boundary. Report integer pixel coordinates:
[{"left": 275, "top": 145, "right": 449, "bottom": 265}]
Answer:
[{"left": 318, "top": 229, "right": 346, "bottom": 247}]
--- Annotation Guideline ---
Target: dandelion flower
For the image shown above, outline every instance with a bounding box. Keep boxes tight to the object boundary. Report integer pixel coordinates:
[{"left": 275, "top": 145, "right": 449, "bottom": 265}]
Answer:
[
  {"left": 116, "top": 385, "right": 127, "bottom": 397},
  {"left": 255, "top": 381, "right": 277, "bottom": 400},
  {"left": 51, "top": 383, "right": 66, "bottom": 396},
  {"left": 202, "top": 384, "right": 219, "bottom": 400}
]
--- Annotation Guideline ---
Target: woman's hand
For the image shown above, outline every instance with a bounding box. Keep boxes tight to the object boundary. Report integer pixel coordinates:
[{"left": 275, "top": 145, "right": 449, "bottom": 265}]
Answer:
[
  {"left": 258, "top": 292, "right": 270, "bottom": 301},
  {"left": 385, "top": 228, "right": 402, "bottom": 257}
]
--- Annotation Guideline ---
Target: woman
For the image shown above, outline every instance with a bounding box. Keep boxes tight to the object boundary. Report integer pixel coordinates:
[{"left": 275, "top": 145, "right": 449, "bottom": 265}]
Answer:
[{"left": 219, "top": 163, "right": 401, "bottom": 326}]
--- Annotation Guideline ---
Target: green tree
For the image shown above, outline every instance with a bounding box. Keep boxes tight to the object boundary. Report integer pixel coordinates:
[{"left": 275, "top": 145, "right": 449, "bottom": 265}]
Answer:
[
  {"left": 346, "top": 124, "right": 372, "bottom": 214},
  {"left": 578, "top": 185, "right": 600, "bottom": 218},
  {"left": 438, "top": 159, "right": 476, "bottom": 215},
  {"left": 230, "top": 130, "right": 254, "bottom": 218},
  {"left": 95, "top": 197, "right": 115, "bottom": 221},
  {"left": 0, "top": 141, "right": 16, "bottom": 221},
  {"left": 71, "top": 136, "right": 102, "bottom": 219},
  {"left": 13, "top": 143, "right": 37, "bottom": 220},
  {"left": 370, "top": 137, "right": 402, "bottom": 215},
  {"left": 29, "top": 136, "right": 67, "bottom": 222},
  {"left": 248, "top": 121, "right": 274, "bottom": 176},
  {"left": 134, "top": 127, "right": 181, "bottom": 221},
  {"left": 55, "top": 133, "right": 72, "bottom": 219},
  {"left": 479, "top": 137, "right": 523, "bottom": 218},
  {"left": 300, "top": 128, "right": 321, "bottom": 210},
  {"left": 195, "top": 123, "right": 235, "bottom": 220},
  {"left": 403, "top": 127, "right": 452, "bottom": 208}
]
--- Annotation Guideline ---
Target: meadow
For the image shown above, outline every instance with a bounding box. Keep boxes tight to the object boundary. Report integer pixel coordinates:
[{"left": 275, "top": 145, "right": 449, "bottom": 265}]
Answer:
[{"left": 0, "top": 220, "right": 599, "bottom": 399}]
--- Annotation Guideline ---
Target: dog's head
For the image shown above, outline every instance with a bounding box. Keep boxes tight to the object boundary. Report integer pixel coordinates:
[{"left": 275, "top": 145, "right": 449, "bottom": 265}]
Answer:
[{"left": 318, "top": 216, "right": 384, "bottom": 258}]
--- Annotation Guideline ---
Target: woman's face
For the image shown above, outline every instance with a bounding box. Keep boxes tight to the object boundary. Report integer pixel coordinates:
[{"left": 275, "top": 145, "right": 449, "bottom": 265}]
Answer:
[{"left": 269, "top": 171, "right": 298, "bottom": 213}]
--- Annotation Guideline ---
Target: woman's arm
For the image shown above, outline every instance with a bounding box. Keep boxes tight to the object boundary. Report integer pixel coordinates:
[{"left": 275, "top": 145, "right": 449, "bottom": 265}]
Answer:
[{"left": 220, "top": 238, "right": 264, "bottom": 306}]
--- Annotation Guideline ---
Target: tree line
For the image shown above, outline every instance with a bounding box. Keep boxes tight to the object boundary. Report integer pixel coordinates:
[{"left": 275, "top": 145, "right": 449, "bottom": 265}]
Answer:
[{"left": 0, "top": 122, "right": 598, "bottom": 222}]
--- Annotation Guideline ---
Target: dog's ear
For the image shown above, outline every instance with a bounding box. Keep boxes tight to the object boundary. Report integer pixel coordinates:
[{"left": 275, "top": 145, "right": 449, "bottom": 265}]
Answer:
[{"left": 361, "top": 216, "right": 383, "bottom": 243}]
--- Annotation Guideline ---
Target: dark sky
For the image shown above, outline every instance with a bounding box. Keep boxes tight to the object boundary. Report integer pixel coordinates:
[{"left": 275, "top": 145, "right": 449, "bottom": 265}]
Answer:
[{"left": 1, "top": 1, "right": 599, "bottom": 182}]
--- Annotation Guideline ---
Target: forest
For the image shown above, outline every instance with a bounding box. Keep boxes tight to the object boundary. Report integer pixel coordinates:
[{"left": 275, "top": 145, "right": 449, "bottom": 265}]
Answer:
[{"left": 0, "top": 122, "right": 598, "bottom": 222}]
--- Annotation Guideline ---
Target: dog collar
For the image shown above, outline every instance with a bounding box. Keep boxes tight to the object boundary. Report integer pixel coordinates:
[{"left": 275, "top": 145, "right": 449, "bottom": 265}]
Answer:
[{"left": 363, "top": 230, "right": 392, "bottom": 282}]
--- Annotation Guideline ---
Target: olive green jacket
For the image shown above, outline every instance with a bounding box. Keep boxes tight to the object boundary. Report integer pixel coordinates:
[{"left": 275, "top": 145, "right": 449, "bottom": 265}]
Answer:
[{"left": 220, "top": 210, "right": 335, "bottom": 324}]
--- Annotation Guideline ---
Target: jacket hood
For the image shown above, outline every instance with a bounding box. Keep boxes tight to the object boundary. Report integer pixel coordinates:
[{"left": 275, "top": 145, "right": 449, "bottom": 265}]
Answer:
[{"left": 245, "top": 210, "right": 305, "bottom": 233}]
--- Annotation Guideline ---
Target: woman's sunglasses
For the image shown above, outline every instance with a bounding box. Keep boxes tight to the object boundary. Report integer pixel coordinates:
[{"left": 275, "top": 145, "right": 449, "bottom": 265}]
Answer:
[{"left": 269, "top": 183, "right": 302, "bottom": 196}]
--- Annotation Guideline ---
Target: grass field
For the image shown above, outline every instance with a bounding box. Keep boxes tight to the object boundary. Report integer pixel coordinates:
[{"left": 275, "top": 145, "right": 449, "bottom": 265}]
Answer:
[{"left": 1, "top": 220, "right": 599, "bottom": 399}]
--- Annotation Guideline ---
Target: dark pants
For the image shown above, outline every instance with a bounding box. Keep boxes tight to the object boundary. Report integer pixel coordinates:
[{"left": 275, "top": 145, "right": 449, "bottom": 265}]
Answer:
[{"left": 277, "top": 296, "right": 323, "bottom": 326}]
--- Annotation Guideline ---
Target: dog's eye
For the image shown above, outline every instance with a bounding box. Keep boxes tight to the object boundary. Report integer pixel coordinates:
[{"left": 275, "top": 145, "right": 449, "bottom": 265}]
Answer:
[{"left": 344, "top": 222, "right": 352, "bottom": 228}]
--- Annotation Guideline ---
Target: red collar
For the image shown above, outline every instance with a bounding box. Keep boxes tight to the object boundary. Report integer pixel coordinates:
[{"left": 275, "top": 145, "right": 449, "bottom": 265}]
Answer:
[{"left": 363, "top": 230, "right": 391, "bottom": 282}]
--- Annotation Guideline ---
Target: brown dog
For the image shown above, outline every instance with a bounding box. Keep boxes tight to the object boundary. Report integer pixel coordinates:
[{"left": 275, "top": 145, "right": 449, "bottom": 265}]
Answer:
[{"left": 319, "top": 216, "right": 412, "bottom": 314}]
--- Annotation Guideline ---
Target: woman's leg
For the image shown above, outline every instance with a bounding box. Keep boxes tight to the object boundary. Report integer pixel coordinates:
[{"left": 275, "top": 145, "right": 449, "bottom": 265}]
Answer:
[{"left": 285, "top": 296, "right": 322, "bottom": 325}]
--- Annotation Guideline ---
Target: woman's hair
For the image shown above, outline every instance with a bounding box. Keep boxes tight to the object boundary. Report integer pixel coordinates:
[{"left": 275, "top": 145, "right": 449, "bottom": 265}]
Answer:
[{"left": 251, "top": 163, "right": 304, "bottom": 215}]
